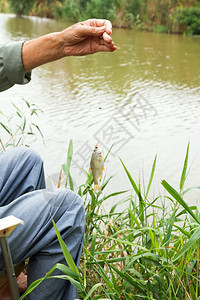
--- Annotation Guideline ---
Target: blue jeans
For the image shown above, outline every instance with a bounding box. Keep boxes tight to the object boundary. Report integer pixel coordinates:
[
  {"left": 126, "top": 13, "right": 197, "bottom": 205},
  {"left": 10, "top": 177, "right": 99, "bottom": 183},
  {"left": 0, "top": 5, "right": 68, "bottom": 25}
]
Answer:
[{"left": 0, "top": 147, "right": 85, "bottom": 300}]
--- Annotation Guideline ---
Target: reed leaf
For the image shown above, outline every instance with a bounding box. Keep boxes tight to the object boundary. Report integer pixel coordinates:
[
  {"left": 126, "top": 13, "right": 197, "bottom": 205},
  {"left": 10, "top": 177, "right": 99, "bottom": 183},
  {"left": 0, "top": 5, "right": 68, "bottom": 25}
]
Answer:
[
  {"left": 173, "top": 224, "right": 191, "bottom": 237},
  {"left": 47, "top": 275, "right": 82, "bottom": 290},
  {"left": 104, "top": 143, "right": 114, "bottom": 162},
  {"left": 23, "top": 98, "right": 31, "bottom": 108},
  {"left": 22, "top": 116, "right": 26, "bottom": 131},
  {"left": 128, "top": 208, "right": 141, "bottom": 228},
  {"left": 90, "top": 230, "right": 96, "bottom": 261},
  {"left": 55, "top": 263, "right": 79, "bottom": 279},
  {"left": 32, "top": 123, "right": 44, "bottom": 140},
  {"left": 120, "top": 158, "right": 145, "bottom": 224},
  {"left": 19, "top": 264, "right": 57, "bottom": 299},
  {"left": 176, "top": 206, "right": 197, "bottom": 218},
  {"left": 108, "top": 263, "right": 147, "bottom": 295},
  {"left": 12, "top": 102, "right": 22, "bottom": 113},
  {"left": 161, "top": 180, "right": 200, "bottom": 224},
  {"left": 104, "top": 191, "right": 129, "bottom": 206},
  {"left": 95, "top": 262, "right": 118, "bottom": 292},
  {"left": 83, "top": 283, "right": 103, "bottom": 300},
  {"left": 0, "top": 122, "right": 11, "bottom": 134},
  {"left": 62, "top": 139, "right": 73, "bottom": 187},
  {"left": 180, "top": 142, "right": 190, "bottom": 192},
  {"left": 100, "top": 175, "right": 113, "bottom": 191},
  {"left": 16, "top": 111, "right": 22, "bottom": 118},
  {"left": 173, "top": 226, "right": 200, "bottom": 262},
  {"left": 145, "top": 154, "right": 157, "bottom": 198},
  {"left": 68, "top": 172, "right": 74, "bottom": 190},
  {"left": 162, "top": 204, "right": 178, "bottom": 247},
  {"left": 120, "top": 158, "right": 143, "bottom": 201},
  {"left": 89, "top": 256, "right": 127, "bottom": 264},
  {"left": 52, "top": 219, "right": 80, "bottom": 276},
  {"left": 183, "top": 186, "right": 200, "bottom": 195}
]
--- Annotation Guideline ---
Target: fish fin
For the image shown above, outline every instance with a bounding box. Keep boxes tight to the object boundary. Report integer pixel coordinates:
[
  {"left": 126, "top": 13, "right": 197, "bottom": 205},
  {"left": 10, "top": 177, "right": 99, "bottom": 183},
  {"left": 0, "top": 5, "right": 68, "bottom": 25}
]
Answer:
[
  {"left": 99, "top": 166, "right": 105, "bottom": 180},
  {"left": 89, "top": 166, "right": 92, "bottom": 172},
  {"left": 94, "top": 184, "right": 102, "bottom": 193},
  {"left": 99, "top": 156, "right": 101, "bottom": 162}
]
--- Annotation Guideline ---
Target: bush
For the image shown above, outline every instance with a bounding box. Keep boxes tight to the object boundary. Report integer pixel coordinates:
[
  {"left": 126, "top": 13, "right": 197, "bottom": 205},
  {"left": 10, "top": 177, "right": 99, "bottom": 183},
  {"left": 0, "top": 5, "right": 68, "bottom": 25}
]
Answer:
[
  {"left": 152, "top": 24, "right": 168, "bottom": 33},
  {"left": 173, "top": 6, "right": 200, "bottom": 35},
  {"left": 54, "top": 0, "right": 119, "bottom": 22},
  {"left": 54, "top": 0, "right": 83, "bottom": 21},
  {"left": 85, "top": 0, "right": 117, "bottom": 20},
  {"left": 7, "top": 0, "right": 35, "bottom": 16},
  {"left": 31, "top": 0, "right": 60, "bottom": 18}
]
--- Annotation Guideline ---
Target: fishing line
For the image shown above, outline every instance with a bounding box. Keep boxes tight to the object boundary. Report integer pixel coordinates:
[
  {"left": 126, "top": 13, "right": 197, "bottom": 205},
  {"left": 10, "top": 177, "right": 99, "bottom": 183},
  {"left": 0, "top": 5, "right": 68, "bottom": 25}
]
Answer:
[
  {"left": 95, "top": 0, "right": 117, "bottom": 162},
  {"left": 89, "top": 0, "right": 117, "bottom": 150},
  {"left": 99, "top": 0, "right": 117, "bottom": 108}
]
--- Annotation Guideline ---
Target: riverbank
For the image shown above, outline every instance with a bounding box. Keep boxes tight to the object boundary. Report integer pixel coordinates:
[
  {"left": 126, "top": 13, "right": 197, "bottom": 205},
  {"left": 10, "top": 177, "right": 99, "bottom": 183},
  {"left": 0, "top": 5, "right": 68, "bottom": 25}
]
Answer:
[{"left": 0, "top": 0, "right": 200, "bottom": 35}]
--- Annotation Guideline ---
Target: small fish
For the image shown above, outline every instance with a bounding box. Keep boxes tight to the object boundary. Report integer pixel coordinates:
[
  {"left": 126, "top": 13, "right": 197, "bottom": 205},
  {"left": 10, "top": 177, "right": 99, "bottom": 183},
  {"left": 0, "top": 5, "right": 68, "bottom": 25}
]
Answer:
[{"left": 90, "top": 143, "right": 104, "bottom": 193}]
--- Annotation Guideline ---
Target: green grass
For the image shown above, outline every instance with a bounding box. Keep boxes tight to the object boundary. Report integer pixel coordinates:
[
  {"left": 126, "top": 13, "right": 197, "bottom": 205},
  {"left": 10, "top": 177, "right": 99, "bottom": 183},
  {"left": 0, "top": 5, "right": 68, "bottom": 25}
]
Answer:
[
  {"left": 0, "top": 98, "right": 43, "bottom": 150},
  {"left": 19, "top": 141, "right": 200, "bottom": 300}
]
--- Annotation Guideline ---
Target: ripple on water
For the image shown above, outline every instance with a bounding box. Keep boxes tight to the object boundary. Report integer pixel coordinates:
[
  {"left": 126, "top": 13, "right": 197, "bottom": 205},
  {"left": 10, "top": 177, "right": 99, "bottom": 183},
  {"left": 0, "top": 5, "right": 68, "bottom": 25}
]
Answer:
[{"left": 1, "top": 14, "right": 200, "bottom": 198}]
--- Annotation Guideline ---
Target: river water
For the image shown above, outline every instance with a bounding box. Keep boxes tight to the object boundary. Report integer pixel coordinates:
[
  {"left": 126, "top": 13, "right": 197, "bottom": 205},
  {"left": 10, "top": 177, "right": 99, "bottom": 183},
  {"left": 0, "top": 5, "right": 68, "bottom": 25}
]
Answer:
[{"left": 0, "top": 13, "right": 200, "bottom": 205}]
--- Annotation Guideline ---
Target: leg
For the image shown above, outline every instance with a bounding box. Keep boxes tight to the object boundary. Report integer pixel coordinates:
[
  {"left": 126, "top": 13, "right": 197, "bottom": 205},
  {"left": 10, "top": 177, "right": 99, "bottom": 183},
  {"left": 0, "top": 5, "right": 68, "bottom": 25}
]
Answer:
[
  {"left": 0, "top": 146, "right": 45, "bottom": 206},
  {"left": 0, "top": 188, "right": 85, "bottom": 300}
]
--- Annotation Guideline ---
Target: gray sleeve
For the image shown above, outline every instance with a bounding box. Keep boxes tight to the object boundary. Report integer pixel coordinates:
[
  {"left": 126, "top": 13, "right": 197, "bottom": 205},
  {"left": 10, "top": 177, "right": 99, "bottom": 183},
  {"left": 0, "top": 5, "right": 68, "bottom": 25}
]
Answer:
[{"left": 0, "top": 41, "right": 32, "bottom": 92}]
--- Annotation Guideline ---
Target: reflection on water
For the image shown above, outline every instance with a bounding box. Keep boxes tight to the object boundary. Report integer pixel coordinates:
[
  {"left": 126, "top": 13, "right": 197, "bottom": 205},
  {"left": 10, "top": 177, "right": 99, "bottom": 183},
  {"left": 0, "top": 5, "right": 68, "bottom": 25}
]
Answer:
[{"left": 0, "top": 13, "right": 200, "bottom": 203}]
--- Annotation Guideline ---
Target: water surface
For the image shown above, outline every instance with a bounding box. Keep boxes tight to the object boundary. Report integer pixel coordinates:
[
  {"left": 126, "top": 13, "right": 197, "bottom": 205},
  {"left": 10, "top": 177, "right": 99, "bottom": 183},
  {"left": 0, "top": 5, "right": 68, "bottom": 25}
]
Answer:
[{"left": 0, "top": 13, "right": 200, "bottom": 205}]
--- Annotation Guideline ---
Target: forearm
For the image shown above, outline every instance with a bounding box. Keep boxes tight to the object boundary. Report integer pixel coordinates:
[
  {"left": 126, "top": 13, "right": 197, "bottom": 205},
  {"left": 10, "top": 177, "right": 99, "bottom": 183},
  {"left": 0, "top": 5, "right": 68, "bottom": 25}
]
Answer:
[
  {"left": 0, "top": 19, "right": 115, "bottom": 93},
  {"left": 22, "top": 20, "right": 116, "bottom": 73},
  {"left": 22, "top": 32, "right": 64, "bottom": 73}
]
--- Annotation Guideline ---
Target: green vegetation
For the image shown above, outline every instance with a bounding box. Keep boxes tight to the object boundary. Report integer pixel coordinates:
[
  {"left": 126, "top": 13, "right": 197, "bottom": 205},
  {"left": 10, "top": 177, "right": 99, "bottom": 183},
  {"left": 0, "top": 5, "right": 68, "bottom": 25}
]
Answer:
[
  {"left": 31, "top": 0, "right": 60, "bottom": 18},
  {"left": 1, "top": 0, "right": 200, "bottom": 34},
  {"left": 0, "top": 99, "right": 43, "bottom": 151},
  {"left": 19, "top": 140, "right": 200, "bottom": 299},
  {"left": 7, "top": 0, "right": 35, "bottom": 17},
  {"left": 173, "top": 6, "right": 200, "bottom": 34}
]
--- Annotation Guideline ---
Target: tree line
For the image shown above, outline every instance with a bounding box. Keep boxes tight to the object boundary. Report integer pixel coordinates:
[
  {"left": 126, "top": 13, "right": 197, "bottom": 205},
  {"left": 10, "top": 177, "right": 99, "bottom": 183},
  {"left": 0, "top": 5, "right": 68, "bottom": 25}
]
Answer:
[{"left": 1, "top": 0, "right": 200, "bottom": 34}]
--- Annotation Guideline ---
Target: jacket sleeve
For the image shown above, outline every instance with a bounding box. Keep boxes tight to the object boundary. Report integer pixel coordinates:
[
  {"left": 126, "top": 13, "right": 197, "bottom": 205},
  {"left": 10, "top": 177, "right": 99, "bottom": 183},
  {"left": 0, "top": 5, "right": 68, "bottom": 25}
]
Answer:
[{"left": 0, "top": 41, "right": 32, "bottom": 92}]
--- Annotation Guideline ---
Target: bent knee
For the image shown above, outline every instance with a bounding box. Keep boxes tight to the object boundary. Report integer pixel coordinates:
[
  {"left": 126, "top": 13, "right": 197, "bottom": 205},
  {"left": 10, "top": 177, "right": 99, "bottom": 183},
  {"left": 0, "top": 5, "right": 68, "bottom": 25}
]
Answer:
[
  {"left": 18, "top": 146, "right": 43, "bottom": 169},
  {"left": 66, "top": 189, "right": 85, "bottom": 214},
  {"left": 52, "top": 188, "right": 85, "bottom": 217}
]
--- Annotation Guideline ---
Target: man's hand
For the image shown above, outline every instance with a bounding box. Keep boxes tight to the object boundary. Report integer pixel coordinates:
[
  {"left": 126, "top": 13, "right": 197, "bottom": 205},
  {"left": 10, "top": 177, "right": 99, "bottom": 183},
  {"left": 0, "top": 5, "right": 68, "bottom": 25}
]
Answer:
[
  {"left": 22, "top": 19, "right": 116, "bottom": 72},
  {"left": 61, "top": 19, "right": 117, "bottom": 56}
]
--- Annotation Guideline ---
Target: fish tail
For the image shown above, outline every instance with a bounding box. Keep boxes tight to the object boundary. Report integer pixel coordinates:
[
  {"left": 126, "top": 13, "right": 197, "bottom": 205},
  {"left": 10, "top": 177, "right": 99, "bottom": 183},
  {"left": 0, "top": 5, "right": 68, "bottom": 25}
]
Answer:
[{"left": 94, "top": 184, "right": 102, "bottom": 193}]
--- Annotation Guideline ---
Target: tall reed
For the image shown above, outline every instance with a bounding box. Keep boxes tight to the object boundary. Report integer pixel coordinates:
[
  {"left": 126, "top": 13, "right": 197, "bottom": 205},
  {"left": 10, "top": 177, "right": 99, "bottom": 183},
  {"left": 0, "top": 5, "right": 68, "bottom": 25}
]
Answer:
[{"left": 20, "top": 141, "right": 200, "bottom": 299}]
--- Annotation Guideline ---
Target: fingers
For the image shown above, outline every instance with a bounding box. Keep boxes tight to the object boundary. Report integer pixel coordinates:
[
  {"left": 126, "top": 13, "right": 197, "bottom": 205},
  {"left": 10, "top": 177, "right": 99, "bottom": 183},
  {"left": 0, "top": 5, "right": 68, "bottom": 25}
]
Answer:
[
  {"left": 77, "top": 24, "right": 106, "bottom": 37},
  {"left": 86, "top": 19, "right": 113, "bottom": 46},
  {"left": 83, "top": 19, "right": 112, "bottom": 35},
  {"left": 104, "top": 20, "right": 112, "bottom": 35},
  {"left": 77, "top": 23, "right": 115, "bottom": 46},
  {"left": 98, "top": 39, "right": 117, "bottom": 52},
  {"left": 95, "top": 19, "right": 112, "bottom": 35},
  {"left": 77, "top": 20, "right": 114, "bottom": 45},
  {"left": 95, "top": 43, "right": 116, "bottom": 53},
  {"left": 102, "top": 31, "right": 112, "bottom": 43},
  {"left": 65, "top": 19, "right": 117, "bottom": 55}
]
